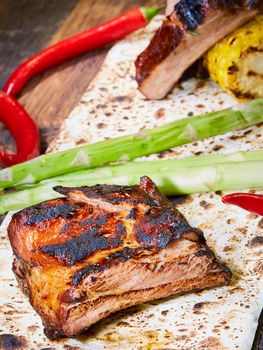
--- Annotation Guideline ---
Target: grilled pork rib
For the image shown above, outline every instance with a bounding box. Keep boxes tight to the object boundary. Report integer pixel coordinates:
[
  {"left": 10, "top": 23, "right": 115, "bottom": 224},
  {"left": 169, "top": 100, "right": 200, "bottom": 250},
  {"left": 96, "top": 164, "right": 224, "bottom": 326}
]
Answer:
[
  {"left": 8, "top": 177, "right": 231, "bottom": 339},
  {"left": 135, "top": 0, "right": 261, "bottom": 99}
]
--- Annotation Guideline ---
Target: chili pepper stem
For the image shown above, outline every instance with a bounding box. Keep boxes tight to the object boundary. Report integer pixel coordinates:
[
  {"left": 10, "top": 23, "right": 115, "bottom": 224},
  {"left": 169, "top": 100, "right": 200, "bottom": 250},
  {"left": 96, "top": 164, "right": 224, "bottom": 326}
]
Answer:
[{"left": 140, "top": 6, "right": 163, "bottom": 22}]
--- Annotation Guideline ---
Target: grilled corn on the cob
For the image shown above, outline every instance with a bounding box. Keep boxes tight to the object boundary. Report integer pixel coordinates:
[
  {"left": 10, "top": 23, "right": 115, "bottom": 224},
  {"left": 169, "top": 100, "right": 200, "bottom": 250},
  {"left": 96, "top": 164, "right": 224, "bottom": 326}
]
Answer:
[{"left": 205, "top": 15, "right": 263, "bottom": 100}]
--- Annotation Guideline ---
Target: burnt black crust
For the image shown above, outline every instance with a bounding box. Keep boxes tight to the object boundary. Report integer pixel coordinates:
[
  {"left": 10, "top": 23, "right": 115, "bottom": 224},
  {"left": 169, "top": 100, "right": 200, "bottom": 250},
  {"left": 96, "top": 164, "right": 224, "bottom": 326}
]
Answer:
[
  {"left": 175, "top": 0, "right": 211, "bottom": 30},
  {"left": 24, "top": 200, "right": 82, "bottom": 226},
  {"left": 134, "top": 208, "right": 192, "bottom": 249},
  {"left": 41, "top": 181, "right": 196, "bottom": 265},
  {"left": 174, "top": 0, "right": 259, "bottom": 31},
  {"left": 55, "top": 184, "right": 159, "bottom": 207},
  {"left": 40, "top": 220, "right": 126, "bottom": 265},
  {"left": 54, "top": 184, "right": 135, "bottom": 198}
]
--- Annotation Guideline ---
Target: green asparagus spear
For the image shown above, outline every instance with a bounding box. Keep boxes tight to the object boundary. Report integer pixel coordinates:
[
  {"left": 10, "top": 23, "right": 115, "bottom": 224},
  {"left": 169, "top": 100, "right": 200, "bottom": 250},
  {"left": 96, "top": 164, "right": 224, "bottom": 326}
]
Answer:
[
  {"left": 0, "top": 98, "right": 263, "bottom": 190},
  {"left": 16, "top": 149, "right": 263, "bottom": 189},
  {"left": 1, "top": 150, "right": 262, "bottom": 214}
]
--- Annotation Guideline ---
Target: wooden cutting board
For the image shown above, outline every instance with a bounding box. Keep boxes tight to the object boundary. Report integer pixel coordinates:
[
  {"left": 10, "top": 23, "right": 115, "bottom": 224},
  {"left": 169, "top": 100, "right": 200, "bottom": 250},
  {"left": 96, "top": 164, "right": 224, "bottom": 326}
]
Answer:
[{"left": 0, "top": 1, "right": 262, "bottom": 348}]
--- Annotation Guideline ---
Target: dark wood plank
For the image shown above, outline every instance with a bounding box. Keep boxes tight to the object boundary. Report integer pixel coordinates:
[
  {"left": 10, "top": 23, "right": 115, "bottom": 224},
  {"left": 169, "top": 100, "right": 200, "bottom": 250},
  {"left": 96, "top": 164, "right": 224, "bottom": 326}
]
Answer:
[
  {"left": 0, "top": 0, "right": 78, "bottom": 153},
  {"left": 0, "top": 0, "right": 162, "bottom": 152},
  {"left": 19, "top": 0, "right": 163, "bottom": 150},
  {"left": 0, "top": 0, "right": 78, "bottom": 87}
]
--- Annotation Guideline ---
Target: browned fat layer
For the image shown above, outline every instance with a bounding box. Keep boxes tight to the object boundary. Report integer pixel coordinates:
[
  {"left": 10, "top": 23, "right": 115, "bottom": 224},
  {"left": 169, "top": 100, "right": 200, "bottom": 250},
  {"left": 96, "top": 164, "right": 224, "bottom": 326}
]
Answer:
[
  {"left": 55, "top": 184, "right": 158, "bottom": 207},
  {"left": 72, "top": 262, "right": 111, "bottom": 286},
  {"left": 49, "top": 269, "right": 231, "bottom": 339},
  {"left": 135, "top": 19, "right": 184, "bottom": 85},
  {"left": 55, "top": 184, "right": 135, "bottom": 199},
  {"left": 40, "top": 222, "right": 126, "bottom": 266},
  {"left": 72, "top": 247, "right": 147, "bottom": 285}
]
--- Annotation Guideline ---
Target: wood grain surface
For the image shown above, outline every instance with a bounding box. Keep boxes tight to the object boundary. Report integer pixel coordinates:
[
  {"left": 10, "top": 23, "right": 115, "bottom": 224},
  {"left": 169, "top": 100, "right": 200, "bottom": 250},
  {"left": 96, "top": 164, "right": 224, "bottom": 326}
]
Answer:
[
  {"left": 0, "top": 1, "right": 262, "bottom": 349},
  {"left": 0, "top": 0, "right": 78, "bottom": 152},
  {"left": 0, "top": 0, "right": 162, "bottom": 152}
]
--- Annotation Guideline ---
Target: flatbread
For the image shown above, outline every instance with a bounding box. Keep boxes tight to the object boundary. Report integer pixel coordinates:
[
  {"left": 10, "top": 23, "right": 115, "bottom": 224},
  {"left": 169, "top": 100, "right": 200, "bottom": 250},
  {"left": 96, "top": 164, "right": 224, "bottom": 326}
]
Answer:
[{"left": 0, "top": 16, "right": 262, "bottom": 350}]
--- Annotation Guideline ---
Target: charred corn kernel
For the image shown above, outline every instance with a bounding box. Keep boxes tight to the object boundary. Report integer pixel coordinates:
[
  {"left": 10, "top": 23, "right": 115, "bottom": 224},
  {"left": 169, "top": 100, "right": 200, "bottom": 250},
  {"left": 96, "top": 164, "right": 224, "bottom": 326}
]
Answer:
[{"left": 205, "top": 15, "right": 263, "bottom": 101}]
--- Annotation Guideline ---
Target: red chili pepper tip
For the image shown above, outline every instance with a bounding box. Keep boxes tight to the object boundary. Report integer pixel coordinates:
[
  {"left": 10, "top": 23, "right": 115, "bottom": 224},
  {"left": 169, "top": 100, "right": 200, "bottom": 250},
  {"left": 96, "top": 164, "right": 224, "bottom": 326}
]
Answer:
[{"left": 222, "top": 193, "right": 263, "bottom": 216}]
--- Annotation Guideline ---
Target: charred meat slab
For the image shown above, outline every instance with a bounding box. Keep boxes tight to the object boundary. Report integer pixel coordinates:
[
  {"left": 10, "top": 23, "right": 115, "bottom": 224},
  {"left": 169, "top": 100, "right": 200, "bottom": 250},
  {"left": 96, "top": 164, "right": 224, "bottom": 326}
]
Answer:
[
  {"left": 8, "top": 177, "right": 231, "bottom": 339},
  {"left": 135, "top": 0, "right": 261, "bottom": 99}
]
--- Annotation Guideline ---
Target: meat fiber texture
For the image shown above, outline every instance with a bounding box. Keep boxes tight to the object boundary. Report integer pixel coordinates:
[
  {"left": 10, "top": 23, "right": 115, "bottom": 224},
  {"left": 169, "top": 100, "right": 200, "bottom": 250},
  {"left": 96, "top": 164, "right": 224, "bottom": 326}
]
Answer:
[{"left": 0, "top": 15, "right": 263, "bottom": 350}]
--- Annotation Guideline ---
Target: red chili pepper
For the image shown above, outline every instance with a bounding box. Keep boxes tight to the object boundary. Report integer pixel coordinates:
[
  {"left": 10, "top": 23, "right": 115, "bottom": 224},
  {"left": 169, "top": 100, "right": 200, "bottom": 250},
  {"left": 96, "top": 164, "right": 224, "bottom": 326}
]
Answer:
[
  {"left": 3, "top": 6, "right": 160, "bottom": 97},
  {"left": 0, "top": 6, "right": 159, "bottom": 166},
  {"left": 0, "top": 91, "right": 40, "bottom": 166},
  {"left": 222, "top": 193, "right": 263, "bottom": 216}
]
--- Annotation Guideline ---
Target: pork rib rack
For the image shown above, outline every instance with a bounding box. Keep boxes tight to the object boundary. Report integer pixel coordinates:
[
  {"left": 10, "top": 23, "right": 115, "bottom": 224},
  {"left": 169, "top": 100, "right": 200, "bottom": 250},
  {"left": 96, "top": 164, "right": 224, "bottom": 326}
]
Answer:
[
  {"left": 8, "top": 177, "right": 231, "bottom": 339},
  {"left": 135, "top": 0, "right": 261, "bottom": 99}
]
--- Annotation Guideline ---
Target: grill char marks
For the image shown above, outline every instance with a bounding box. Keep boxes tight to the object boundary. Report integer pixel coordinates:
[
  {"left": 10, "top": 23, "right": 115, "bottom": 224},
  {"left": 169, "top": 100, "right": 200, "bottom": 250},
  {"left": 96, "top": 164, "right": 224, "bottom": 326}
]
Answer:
[
  {"left": 40, "top": 225, "right": 124, "bottom": 266},
  {"left": 24, "top": 200, "right": 82, "bottom": 226},
  {"left": 174, "top": 0, "right": 211, "bottom": 30},
  {"left": 40, "top": 218, "right": 126, "bottom": 265},
  {"left": 134, "top": 208, "right": 192, "bottom": 248},
  {"left": 135, "top": 0, "right": 260, "bottom": 99},
  {"left": 174, "top": 0, "right": 260, "bottom": 31},
  {"left": 55, "top": 183, "right": 158, "bottom": 207},
  {"left": 8, "top": 176, "right": 232, "bottom": 339}
]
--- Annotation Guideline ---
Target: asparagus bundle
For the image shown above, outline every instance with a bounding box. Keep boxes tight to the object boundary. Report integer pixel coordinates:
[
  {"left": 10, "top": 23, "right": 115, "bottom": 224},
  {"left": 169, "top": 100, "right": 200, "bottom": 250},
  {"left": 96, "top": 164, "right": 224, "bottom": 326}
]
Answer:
[
  {"left": 1, "top": 150, "right": 262, "bottom": 214},
  {"left": 0, "top": 98, "right": 263, "bottom": 190}
]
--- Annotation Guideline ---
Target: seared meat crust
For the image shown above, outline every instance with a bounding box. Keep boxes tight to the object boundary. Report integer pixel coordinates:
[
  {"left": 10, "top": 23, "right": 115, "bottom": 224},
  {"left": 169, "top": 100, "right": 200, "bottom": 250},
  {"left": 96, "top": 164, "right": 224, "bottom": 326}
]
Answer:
[
  {"left": 8, "top": 177, "right": 231, "bottom": 339},
  {"left": 135, "top": 0, "right": 261, "bottom": 99}
]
